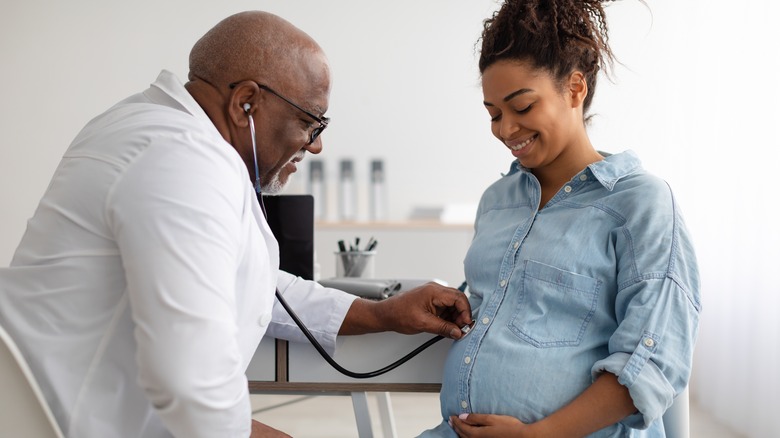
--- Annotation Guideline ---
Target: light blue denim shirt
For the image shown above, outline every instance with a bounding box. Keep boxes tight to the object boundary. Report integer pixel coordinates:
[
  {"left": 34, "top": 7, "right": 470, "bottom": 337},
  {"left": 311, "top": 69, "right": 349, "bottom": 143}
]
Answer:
[{"left": 420, "top": 151, "right": 700, "bottom": 437}]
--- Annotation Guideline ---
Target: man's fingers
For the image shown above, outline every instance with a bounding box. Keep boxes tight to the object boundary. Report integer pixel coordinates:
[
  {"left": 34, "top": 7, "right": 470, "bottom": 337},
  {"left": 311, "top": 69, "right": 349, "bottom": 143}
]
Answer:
[
  {"left": 435, "top": 316, "right": 469, "bottom": 340},
  {"left": 431, "top": 288, "right": 472, "bottom": 321},
  {"left": 383, "top": 284, "right": 472, "bottom": 337}
]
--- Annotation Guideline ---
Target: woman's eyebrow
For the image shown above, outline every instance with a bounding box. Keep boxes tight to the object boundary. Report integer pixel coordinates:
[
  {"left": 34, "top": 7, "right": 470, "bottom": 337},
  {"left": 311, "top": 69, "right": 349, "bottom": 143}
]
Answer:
[{"left": 484, "top": 88, "right": 534, "bottom": 107}]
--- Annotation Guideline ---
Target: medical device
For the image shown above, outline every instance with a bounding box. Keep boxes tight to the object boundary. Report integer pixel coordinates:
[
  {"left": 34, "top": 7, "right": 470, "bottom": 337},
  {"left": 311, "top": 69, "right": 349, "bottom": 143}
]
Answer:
[
  {"left": 274, "top": 290, "right": 463, "bottom": 379},
  {"left": 245, "top": 103, "right": 471, "bottom": 378}
]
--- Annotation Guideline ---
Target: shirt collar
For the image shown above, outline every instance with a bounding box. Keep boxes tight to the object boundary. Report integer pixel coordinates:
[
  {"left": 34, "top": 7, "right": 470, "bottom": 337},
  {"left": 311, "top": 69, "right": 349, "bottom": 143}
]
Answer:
[
  {"left": 504, "top": 149, "right": 643, "bottom": 191},
  {"left": 144, "top": 70, "right": 223, "bottom": 139},
  {"left": 587, "top": 150, "right": 642, "bottom": 191}
]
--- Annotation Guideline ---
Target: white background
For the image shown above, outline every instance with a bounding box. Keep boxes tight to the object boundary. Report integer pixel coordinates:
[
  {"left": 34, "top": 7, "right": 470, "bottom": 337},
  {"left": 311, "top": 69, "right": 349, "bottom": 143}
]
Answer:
[{"left": 2, "top": 1, "right": 779, "bottom": 436}]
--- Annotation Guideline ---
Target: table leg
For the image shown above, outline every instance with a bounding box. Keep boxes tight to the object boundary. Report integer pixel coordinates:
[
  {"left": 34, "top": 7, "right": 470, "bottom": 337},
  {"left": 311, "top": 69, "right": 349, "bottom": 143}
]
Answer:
[
  {"left": 351, "top": 391, "right": 374, "bottom": 438},
  {"left": 375, "top": 392, "right": 398, "bottom": 438}
]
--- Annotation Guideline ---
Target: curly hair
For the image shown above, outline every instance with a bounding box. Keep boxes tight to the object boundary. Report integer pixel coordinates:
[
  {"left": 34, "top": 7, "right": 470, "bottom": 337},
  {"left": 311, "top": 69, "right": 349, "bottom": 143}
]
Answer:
[{"left": 479, "top": 0, "right": 616, "bottom": 114}]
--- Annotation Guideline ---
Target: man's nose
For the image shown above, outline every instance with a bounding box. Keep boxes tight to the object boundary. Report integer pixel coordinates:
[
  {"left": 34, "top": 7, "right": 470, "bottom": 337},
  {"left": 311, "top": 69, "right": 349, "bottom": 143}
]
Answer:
[{"left": 306, "top": 136, "right": 323, "bottom": 155}]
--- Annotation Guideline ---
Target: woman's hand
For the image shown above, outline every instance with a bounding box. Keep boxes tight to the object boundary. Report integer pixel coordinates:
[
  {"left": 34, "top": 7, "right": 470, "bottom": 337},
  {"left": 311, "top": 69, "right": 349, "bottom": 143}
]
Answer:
[
  {"left": 450, "top": 413, "right": 530, "bottom": 437},
  {"left": 450, "top": 373, "right": 636, "bottom": 437}
]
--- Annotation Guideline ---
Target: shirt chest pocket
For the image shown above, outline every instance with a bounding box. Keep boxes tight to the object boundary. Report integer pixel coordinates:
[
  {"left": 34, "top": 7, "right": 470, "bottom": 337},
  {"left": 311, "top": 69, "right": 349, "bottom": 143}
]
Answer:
[{"left": 508, "top": 260, "right": 601, "bottom": 348}]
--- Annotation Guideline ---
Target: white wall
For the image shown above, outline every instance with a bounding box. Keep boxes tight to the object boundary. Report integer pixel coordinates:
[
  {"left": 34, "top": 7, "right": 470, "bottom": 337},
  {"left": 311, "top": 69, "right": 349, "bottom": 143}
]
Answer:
[
  {"left": 2, "top": 2, "right": 780, "bottom": 435},
  {"left": 0, "top": 0, "right": 748, "bottom": 261},
  {"left": 0, "top": 0, "right": 506, "bottom": 265}
]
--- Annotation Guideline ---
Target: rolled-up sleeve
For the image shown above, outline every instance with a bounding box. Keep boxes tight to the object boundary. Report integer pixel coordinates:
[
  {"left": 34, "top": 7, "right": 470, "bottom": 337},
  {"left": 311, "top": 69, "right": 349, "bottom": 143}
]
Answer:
[
  {"left": 592, "top": 277, "right": 700, "bottom": 428},
  {"left": 593, "top": 187, "right": 701, "bottom": 429},
  {"left": 267, "top": 271, "right": 358, "bottom": 356}
]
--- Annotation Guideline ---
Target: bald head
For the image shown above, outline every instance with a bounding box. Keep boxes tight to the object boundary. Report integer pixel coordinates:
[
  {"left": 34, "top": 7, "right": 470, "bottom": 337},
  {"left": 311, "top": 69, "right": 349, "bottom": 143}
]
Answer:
[{"left": 189, "top": 11, "right": 327, "bottom": 89}]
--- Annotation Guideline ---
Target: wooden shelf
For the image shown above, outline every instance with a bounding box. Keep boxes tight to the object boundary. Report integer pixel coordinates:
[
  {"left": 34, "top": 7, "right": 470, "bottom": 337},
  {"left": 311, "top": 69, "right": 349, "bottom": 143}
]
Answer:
[{"left": 315, "top": 220, "right": 472, "bottom": 230}]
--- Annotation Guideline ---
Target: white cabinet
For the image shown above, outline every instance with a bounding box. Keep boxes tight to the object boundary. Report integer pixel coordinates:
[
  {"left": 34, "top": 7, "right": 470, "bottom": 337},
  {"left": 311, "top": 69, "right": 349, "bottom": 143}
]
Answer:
[{"left": 287, "top": 333, "right": 453, "bottom": 384}]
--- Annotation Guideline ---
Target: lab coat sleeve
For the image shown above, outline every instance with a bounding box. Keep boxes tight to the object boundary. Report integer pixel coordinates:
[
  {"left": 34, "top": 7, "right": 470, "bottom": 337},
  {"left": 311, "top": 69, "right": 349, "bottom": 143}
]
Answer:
[
  {"left": 267, "top": 271, "right": 358, "bottom": 356},
  {"left": 107, "top": 132, "right": 252, "bottom": 438}
]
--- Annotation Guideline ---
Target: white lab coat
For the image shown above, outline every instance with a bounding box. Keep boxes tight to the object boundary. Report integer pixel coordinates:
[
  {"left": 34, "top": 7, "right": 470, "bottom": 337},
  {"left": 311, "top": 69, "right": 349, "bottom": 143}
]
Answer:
[{"left": 0, "top": 70, "right": 357, "bottom": 438}]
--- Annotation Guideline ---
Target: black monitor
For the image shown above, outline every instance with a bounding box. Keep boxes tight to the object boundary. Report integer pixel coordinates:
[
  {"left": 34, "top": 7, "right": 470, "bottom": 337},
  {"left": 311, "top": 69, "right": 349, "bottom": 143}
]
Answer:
[{"left": 260, "top": 194, "right": 315, "bottom": 281}]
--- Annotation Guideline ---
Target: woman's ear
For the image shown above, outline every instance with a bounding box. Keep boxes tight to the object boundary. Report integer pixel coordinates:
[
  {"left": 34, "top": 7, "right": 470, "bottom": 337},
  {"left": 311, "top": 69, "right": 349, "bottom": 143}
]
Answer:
[{"left": 568, "top": 71, "right": 588, "bottom": 108}]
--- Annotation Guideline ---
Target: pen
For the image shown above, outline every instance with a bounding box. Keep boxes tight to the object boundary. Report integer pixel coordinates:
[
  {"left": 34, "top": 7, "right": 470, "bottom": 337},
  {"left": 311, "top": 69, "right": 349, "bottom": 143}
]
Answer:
[{"left": 337, "top": 240, "right": 352, "bottom": 275}]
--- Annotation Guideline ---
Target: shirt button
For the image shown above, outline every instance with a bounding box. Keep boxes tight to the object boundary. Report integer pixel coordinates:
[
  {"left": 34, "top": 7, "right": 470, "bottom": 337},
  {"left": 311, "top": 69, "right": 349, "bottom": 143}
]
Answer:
[
  {"left": 482, "top": 317, "right": 490, "bottom": 325},
  {"left": 579, "top": 174, "right": 588, "bottom": 181},
  {"left": 644, "top": 338, "right": 655, "bottom": 347},
  {"left": 499, "top": 279, "right": 507, "bottom": 287},
  {"left": 564, "top": 185, "right": 572, "bottom": 193},
  {"left": 513, "top": 241, "right": 520, "bottom": 249},
  {"left": 464, "top": 356, "right": 471, "bottom": 364},
  {"left": 258, "top": 313, "right": 272, "bottom": 327},
  {"left": 461, "top": 401, "right": 468, "bottom": 409}
]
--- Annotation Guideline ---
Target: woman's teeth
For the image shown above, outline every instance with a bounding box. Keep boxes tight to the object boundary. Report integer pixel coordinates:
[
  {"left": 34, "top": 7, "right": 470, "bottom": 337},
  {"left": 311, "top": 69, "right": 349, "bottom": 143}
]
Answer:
[{"left": 510, "top": 135, "right": 535, "bottom": 151}]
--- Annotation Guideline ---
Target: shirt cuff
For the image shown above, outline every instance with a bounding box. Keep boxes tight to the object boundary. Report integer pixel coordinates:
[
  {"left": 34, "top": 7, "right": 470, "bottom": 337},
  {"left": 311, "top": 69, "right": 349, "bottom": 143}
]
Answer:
[
  {"left": 591, "top": 331, "right": 675, "bottom": 429},
  {"left": 269, "top": 274, "right": 358, "bottom": 356}
]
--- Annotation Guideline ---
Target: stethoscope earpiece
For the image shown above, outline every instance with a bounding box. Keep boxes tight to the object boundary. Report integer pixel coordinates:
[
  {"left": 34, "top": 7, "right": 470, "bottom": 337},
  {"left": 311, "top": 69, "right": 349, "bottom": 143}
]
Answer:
[{"left": 245, "top": 105, "right": 260, "bottom": 193}]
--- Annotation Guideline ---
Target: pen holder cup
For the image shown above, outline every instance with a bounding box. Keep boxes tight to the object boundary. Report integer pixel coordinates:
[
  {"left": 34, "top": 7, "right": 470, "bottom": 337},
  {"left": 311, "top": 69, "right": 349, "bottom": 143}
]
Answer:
[{"left": 335, "top": 251, "right": 377, "bottom": 278}]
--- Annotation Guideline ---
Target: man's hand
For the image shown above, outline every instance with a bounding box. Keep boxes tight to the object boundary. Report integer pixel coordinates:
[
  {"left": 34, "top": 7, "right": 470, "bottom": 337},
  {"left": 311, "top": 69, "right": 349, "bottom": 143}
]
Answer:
[
  {"left": 339, "top": 282, "right": 472, "bottom": 339},
  {"left": 251, "top": 419, "right": 291, "bottom": 437}
]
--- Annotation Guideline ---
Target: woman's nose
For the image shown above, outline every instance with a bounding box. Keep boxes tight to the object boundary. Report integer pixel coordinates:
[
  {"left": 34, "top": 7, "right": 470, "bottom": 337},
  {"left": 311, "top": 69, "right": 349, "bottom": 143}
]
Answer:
[{"left": 499, "top": 116, "right": 521, "bottom": 141}]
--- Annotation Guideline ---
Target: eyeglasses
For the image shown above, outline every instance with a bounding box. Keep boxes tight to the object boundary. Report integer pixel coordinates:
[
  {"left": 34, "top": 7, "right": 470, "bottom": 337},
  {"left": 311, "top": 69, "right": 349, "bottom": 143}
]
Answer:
[{"left": 229, "top": 81, "right": 329, "bottom": 145}]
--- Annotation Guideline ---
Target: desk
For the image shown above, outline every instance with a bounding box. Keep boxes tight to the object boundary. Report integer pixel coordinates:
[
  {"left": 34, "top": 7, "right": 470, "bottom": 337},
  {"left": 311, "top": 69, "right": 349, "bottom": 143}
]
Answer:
[
  {"left": 247, "top": 331, "right": 451, "bottom": 437},
  {"left": 247, "top": 221, "right": 470, "bottom": 436}
]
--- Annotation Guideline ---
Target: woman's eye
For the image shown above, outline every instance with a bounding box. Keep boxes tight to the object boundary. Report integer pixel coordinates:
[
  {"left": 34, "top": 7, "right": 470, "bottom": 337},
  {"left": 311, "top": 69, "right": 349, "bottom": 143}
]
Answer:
[
  {"left": 487, "top": 110, "right": 501, "bottom": 122},
  {"left": 488, "top": 104, "right": 531, "bottom": 122}
]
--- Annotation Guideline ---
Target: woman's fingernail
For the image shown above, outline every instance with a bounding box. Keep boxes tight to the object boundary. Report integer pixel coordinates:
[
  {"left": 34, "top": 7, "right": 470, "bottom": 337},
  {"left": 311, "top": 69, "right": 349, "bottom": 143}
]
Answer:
[
  {"left": 459, "top": 413, "right": 469, "bottom": 420},
  {"left": 448, "top": 418, "right": 453, "bottom": 427}
]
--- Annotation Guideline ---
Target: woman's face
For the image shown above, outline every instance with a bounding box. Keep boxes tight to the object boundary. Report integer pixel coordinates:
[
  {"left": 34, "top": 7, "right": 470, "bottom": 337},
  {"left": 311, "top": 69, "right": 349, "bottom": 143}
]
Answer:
[{"left": 482, "top": 60, "right": 584, "bottom": 170}]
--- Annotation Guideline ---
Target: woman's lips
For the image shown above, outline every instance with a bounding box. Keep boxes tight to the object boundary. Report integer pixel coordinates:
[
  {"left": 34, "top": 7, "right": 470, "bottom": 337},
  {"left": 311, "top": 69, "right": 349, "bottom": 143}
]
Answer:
[{"left": 508, "top": 134, "right": 537, "bottom": 158}]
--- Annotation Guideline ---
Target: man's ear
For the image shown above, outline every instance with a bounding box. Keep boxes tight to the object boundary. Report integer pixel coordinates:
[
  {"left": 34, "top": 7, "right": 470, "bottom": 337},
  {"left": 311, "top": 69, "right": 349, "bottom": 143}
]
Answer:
[
  {"left": 227, "top": 81, "right": 260, "bottom": 127},
  {"left": 568, "top": 71, "right": 588, "bottom": 108}
]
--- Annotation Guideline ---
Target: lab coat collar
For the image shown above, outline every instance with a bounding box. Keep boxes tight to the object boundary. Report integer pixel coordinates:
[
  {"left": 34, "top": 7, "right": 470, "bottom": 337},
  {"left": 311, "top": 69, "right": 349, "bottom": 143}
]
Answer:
[{"left": 145, "top": 70, "right": 225, "bottom": 142}]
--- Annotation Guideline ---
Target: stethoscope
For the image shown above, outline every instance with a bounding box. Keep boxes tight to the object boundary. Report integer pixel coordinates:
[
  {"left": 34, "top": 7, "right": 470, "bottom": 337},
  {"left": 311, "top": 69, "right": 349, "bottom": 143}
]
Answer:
[{"left": 244, "top": 104, "right": 471, "bottom": 378}]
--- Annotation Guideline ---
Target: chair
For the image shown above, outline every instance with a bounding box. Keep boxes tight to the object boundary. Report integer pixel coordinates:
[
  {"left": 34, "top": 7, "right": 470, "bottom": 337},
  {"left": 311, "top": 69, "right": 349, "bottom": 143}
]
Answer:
[
  {"left": 662, "top": 386, "right": 690, "bottom": 438},
  {"left": 0, "top": 324, "right": 65, "bottom": 438}
]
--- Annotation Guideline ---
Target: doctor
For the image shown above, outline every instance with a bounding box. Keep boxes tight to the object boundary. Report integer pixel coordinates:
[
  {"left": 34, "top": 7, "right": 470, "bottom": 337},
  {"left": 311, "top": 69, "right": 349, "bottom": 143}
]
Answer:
[{"left": 0, "top": 10, "right": 471, "bottom": 438}]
